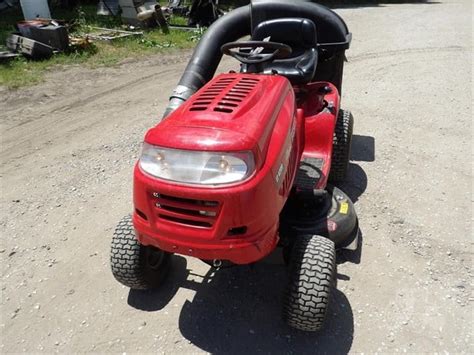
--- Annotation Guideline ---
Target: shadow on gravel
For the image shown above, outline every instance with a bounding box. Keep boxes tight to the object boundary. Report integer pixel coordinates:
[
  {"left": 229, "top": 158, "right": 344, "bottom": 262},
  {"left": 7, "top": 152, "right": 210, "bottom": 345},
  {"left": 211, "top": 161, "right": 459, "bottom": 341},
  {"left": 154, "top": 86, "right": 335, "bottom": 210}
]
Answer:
[
  {"left": 127, "top": 254, "right": 354, "bottom": 353},
  {"left": 351, "top": 135, "right": 375, "bottom": 163},
  {"left": 340, "top": 163, "right": 368, "bottom": 203},
  {"left": 177, "top": 263, "right": 354, "bottom": 354},
  {"left": 335, "top": 134, "right": 375, "bottom": 204},
  {"left": 127, "top": 256, "right": 189, "bottom": 311}
]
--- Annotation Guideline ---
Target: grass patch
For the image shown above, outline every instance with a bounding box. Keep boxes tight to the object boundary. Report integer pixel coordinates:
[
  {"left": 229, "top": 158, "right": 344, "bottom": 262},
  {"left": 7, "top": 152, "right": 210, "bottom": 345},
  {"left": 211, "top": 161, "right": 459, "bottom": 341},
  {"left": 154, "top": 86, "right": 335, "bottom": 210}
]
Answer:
[{"left": 0, "top": 5, "right": 199, "bottom": 89}]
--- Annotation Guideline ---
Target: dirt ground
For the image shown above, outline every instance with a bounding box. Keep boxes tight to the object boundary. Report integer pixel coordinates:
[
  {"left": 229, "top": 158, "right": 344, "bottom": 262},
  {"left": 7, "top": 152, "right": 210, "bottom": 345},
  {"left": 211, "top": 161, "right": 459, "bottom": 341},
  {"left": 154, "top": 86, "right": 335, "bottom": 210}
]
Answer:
[{"left": 1, "top": 0, "right": 472, "bottom": 353}]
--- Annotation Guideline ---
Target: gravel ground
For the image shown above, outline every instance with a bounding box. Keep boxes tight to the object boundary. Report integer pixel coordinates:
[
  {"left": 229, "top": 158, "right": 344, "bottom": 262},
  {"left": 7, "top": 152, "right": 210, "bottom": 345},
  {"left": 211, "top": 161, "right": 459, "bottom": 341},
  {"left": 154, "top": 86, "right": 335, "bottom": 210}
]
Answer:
[{"left": 0, "top": 0, "right": 472, "bottom": 353}]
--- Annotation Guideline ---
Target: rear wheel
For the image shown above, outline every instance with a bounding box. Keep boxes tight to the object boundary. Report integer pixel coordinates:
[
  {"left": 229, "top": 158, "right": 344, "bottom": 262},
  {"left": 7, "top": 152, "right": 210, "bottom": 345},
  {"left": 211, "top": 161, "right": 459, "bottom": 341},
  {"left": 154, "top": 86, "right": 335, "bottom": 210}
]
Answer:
[
  {"left": 110, "top": 215, "right": 171, "bottom": 290},
  {"left": 283, "top": 235, "right": 336, "bottom": 332},
  {"left": 329, "top": 109, "right": 354, "bottom": 183}
]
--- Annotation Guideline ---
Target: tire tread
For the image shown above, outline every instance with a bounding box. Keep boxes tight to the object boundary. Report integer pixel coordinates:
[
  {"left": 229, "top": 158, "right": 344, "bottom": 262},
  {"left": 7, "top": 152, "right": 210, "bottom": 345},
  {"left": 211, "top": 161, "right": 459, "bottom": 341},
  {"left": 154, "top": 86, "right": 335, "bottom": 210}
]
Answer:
[
  {"left": 283, "top": 235, "right": 336, "bottom": 332},
  {"left": 329, "top": 109, "right": 354, "bottom": 183},
  {"left": 110, "top": 215, "right": 151, "bottom": 290}
]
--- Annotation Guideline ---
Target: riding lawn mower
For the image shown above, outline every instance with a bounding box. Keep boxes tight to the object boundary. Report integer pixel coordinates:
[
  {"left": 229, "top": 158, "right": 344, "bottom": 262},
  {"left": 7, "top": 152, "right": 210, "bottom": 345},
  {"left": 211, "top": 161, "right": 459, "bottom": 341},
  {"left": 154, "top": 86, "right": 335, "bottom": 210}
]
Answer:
[{"left": 111, "top": 0, "right": 358, "bottom": 332}]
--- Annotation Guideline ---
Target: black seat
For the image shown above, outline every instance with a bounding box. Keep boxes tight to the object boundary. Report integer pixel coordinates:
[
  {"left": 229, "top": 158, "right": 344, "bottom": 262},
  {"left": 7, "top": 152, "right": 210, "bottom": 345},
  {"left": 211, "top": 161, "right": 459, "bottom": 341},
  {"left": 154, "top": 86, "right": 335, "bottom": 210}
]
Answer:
[{"left": 252, "top": 18, "right": 318, "bottom": 85}]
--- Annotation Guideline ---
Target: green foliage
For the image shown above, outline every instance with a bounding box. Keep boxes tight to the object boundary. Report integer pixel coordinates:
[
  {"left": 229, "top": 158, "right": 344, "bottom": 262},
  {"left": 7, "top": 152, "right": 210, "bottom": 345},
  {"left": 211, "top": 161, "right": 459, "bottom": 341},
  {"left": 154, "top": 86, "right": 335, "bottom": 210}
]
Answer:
[
  {"left": 188, "top": 27, "right": 206, "bottom": 43},
  {"left": 138, "top": 38, "right": 175, "bottom": 48}
]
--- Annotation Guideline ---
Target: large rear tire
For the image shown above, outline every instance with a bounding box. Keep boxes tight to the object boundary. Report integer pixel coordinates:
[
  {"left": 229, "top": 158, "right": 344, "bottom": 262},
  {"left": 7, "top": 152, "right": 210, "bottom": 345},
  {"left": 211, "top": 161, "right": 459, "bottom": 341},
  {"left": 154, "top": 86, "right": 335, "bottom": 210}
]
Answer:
[
  {"left": 329, "top": 109, "right": 354, "bottom": 183},
  {"left": 283, "top": 235, "right": 336, "bottom": 332},
  {"left": 110, "top": 215, "right": 171, "bottom": 290}
]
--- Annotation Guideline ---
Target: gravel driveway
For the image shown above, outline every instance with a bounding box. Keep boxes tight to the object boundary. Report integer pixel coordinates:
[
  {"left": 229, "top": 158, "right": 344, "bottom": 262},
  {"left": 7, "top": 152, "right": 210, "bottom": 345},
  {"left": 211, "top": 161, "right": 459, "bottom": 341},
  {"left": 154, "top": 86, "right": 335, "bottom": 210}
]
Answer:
[{"left": 1, "top": 0, "right": 472, "bottom": 353}]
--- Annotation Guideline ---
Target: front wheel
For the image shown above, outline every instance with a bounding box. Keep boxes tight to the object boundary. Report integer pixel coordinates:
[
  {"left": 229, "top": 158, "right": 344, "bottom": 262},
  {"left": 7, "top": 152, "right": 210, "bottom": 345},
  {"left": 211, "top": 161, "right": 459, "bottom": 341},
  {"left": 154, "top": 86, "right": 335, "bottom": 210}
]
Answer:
[
  {"left": 110, "top": 215, "right": 171, "bottom": 290},
  {"left": 283, "top": 235, "right": 336, "bottom": 332}
]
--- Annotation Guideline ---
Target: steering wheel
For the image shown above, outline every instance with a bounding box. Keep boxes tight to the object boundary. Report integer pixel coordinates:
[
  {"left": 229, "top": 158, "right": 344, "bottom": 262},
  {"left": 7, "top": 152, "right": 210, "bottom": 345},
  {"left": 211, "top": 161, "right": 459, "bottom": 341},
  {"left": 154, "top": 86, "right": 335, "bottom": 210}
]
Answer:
[{"left": 221, "top": 41, "right": 292, "bottom": 65}]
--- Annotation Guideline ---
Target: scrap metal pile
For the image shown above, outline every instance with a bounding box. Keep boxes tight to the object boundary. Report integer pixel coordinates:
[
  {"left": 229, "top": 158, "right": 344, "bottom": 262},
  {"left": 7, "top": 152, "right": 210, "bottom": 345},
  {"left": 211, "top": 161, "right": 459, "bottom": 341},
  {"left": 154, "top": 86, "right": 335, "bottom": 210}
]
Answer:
[
  {"left": 0, "top": 0, "right": 68, "bottom": 60},
  {"left": 0, "top": 0, "right": 223, "bottom": 61},
  {"left": 5, "top": 19, "right": 70, "bottom": 60},
  {"left": 98, "top": 0, "right": 223, "bottom": 29},
  {"left": 0, "top": 1, "right": 145, "bottom": 61}
]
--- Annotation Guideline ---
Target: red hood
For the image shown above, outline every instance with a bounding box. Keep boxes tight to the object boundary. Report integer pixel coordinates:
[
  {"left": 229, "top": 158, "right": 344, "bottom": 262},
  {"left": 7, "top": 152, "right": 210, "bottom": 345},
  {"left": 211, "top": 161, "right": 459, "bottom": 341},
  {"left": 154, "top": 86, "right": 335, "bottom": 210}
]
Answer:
[{"left": 145, "top": 73, "right": 292, "bottom": 160}]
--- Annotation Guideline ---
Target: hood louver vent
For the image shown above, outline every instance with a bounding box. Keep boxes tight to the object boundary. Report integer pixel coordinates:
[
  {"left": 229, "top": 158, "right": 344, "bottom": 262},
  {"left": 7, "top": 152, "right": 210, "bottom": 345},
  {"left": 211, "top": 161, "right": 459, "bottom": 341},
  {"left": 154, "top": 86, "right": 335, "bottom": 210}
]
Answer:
[{"left": 190, "top": 76, "right": 260, "bottom": 114}]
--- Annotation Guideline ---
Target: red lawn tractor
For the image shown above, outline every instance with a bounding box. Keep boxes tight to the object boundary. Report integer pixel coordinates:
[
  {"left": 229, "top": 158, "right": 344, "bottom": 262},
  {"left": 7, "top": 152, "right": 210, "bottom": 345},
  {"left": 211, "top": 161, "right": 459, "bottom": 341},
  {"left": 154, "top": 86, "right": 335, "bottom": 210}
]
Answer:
[{"left": 111, "top": 0, "right": 358, "bottom": 332}]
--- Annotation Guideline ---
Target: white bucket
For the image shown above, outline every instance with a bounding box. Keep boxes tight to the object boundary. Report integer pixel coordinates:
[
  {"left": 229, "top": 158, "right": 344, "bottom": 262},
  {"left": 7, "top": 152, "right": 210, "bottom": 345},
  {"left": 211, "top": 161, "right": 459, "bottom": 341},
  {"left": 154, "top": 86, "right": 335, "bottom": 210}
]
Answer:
[{"left": 20, "top": 0, "right": 51, "bottom": 20}]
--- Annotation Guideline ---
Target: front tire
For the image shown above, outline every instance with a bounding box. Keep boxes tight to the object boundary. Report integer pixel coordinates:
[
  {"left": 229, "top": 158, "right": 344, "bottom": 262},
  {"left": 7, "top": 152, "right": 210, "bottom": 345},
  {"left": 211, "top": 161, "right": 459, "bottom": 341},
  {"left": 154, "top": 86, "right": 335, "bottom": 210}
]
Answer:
[
  {"left": 110, "top": 215, "right": 171, "bottom": 290},
  {"left": 329, "top": 109, "right": 354, "bottom": 183},
  {"left": 283, "top": 235, "right": 336, "bottom": 332}
]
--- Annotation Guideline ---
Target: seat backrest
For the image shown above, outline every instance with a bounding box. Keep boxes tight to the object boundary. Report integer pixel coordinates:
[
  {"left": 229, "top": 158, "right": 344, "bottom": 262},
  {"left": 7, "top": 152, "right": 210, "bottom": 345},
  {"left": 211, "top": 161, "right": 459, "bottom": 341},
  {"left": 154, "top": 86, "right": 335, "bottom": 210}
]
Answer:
[
  {"left": 253, "top": 17, "right": 317, "bottom": 52},
  {"left": 251, "top": 18, "right": 318, "bottom": 84}
]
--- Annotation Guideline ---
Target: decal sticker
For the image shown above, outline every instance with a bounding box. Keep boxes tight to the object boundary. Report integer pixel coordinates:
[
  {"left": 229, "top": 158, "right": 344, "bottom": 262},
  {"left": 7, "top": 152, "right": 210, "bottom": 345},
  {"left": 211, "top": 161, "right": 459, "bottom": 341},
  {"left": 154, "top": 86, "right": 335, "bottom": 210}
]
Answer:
[
  {"left": 340, "top": 202, "right": 349, "bottom": 215},
  {"left": 275, "top": 163, "right": 284, "bottom": 184},
  {"left": 327, "top": 220, "right": 337, "bottom": 232},
  {"left": 275, "top": 122, "right": 296, "bottom": 188}
]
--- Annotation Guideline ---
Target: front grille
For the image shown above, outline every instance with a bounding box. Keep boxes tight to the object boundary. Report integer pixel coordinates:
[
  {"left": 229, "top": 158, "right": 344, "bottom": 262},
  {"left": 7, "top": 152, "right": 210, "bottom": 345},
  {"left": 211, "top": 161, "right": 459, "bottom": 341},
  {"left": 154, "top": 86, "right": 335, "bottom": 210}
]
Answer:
[{"left": 152, "top": 192, "right": 220, "bottom": 228}]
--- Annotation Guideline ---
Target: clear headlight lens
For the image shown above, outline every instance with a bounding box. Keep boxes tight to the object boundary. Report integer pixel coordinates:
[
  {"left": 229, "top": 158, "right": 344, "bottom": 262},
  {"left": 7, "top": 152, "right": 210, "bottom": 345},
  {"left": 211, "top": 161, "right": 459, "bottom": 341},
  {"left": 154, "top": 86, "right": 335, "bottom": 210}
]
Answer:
[{"left": 139, "top": 143, "right": 255, "bottom": 186}]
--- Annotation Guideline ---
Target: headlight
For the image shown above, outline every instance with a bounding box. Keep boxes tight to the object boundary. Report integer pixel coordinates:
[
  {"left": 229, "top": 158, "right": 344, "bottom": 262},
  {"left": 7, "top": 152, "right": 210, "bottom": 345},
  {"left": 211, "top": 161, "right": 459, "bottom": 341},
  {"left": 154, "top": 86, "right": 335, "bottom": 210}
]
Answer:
[{"left": 139, "top": 143, "right": 256, "bottom": 186}]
